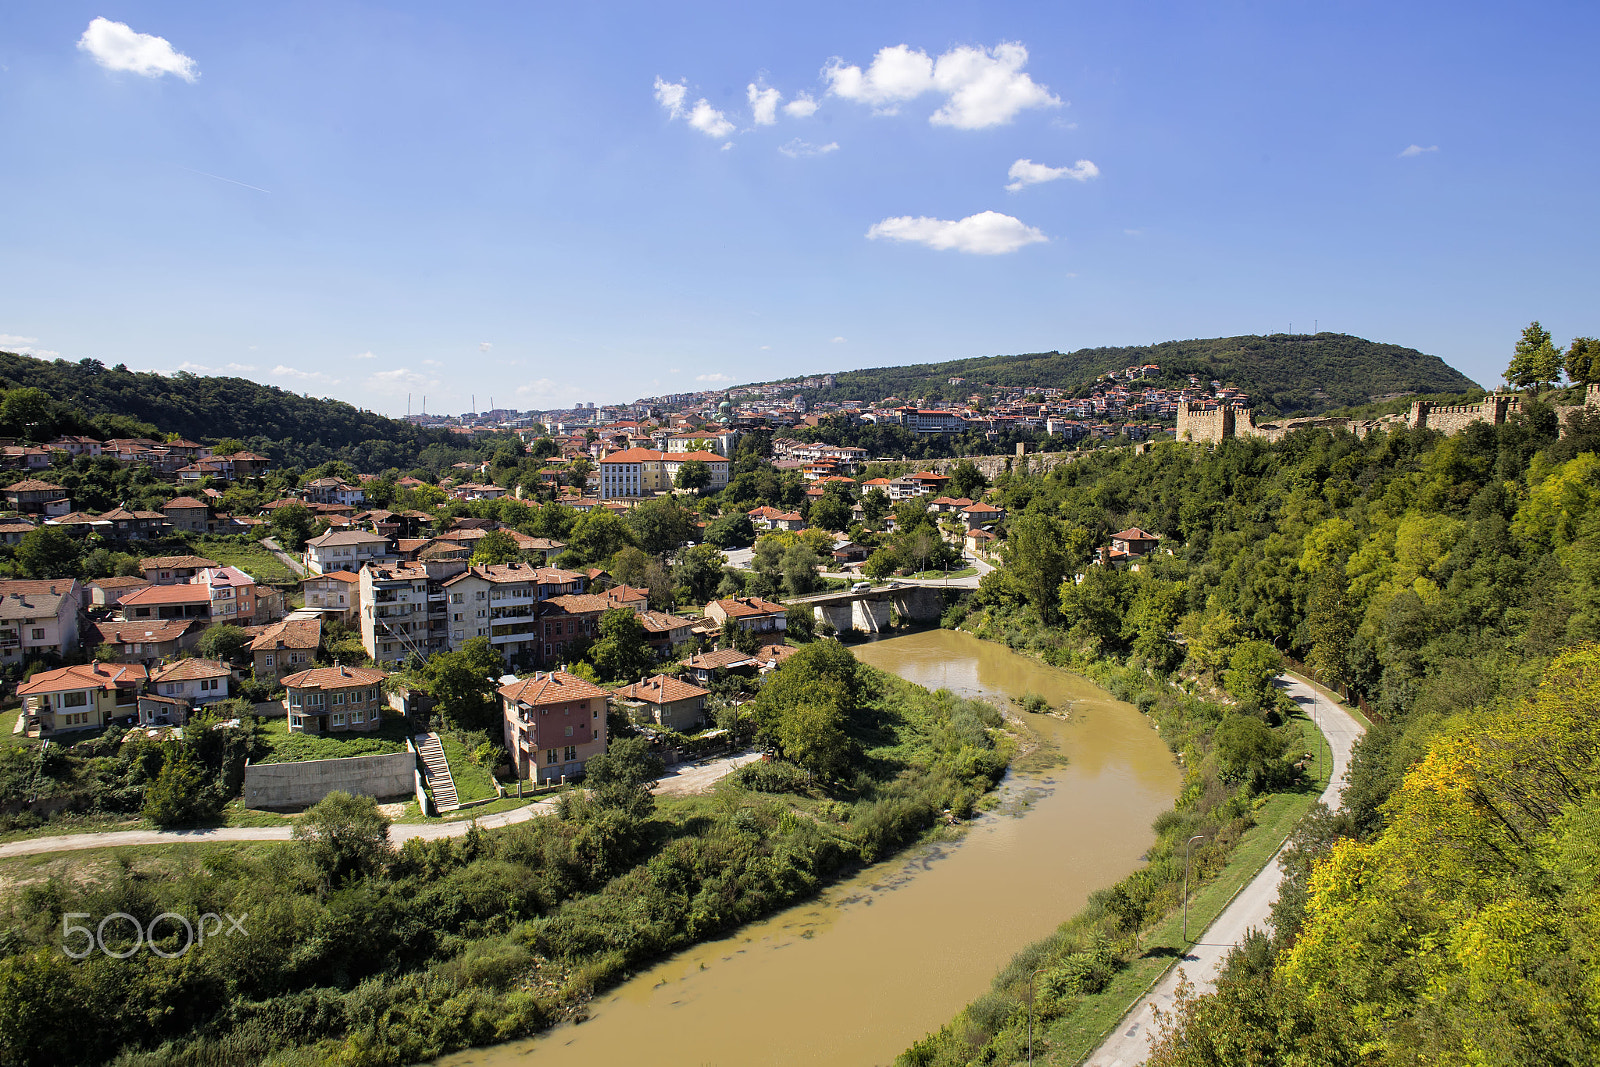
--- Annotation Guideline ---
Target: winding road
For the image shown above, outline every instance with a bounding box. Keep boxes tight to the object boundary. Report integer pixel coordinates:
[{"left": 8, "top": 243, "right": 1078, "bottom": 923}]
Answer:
[
  {"left": 1085, "top": 675, "right": 1365, "bottom": 1067},
  {"left": 0, "top": 751, "right": 761, "bottom": 860}
]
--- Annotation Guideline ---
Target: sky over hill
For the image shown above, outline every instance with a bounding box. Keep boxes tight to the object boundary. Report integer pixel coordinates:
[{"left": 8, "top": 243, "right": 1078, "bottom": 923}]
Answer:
[{"left": 0, "top": 2, "right": 1596, "bottom": 415}]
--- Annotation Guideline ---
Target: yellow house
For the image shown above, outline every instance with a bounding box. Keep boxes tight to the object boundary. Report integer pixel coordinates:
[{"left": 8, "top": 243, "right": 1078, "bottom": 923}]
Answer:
[{"left": 16, "top": 662, "right": 149, "bottom": 735}]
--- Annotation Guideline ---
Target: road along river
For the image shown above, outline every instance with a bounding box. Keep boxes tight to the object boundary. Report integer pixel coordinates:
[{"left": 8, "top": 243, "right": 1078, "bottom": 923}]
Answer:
[{"left": 438, "top": 629, "right": 1180, "bottom": 1067}]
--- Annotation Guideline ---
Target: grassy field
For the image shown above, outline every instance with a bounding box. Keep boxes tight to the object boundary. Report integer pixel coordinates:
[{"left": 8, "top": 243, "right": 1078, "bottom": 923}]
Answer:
[
  {"left": 0, "top": 707, "right": 28, "bottom": 750},
  {"left": 1042, "top": 702, "right": 1339, "bottom": 1064},
  {"left": 436, "top": 732, "right": 498, "bottom": 804},
  {"left": 903, "top": 566, "right": 978, "bottom": 580},
  {"left": 187, "top": 534, "right": 301, "bottom": 585},
  {"left": 252, "top": 714, "right": 412, "bottom": 764}
]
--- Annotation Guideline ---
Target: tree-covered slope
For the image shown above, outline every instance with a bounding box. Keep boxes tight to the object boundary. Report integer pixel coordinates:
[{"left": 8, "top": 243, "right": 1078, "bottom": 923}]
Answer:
[
  {"left": 787, "top": 333, "right": 1482, "bottom": 417},
  {"left": 0, "top": 352, "right": 458, "bottom": 469}
]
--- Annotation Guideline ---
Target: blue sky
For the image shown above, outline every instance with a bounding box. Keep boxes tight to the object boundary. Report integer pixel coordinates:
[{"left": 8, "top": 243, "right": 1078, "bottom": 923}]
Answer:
[{"left": 2, "top": 2, "right": 1596, "bottom": 415}]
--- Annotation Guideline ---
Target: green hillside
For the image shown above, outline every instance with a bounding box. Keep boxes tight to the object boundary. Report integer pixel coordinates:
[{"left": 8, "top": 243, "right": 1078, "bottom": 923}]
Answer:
[
  {"left": 0, "top": 352, "right": 465, "bottom": 470},
  {"left": 787, "top": 333, "right": 1482, "bottom": 417}
]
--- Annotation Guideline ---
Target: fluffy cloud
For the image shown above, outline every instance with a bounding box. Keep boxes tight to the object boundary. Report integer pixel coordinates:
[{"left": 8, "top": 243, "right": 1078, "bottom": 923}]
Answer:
[
  {"left": 748, "top": 83, "right": 781, "bottom": 125},
  {"left": 1006, "top": 157, "right": 1098, "bottom": 191},
  {"left": 368, "top": 368, "right": 439, "bottom": 393},
  {"left": 824, "top": 42, "right": 1059, "bottom": 128},
  {"left": 271, "top": 364, "right": 341, "bottom": 385},
  {"left": 0, "top": 334, "right": 59, "bottom": 358},
  {"left": 783, "top": 93, "right": 819, "bottom": 118},
  {"left": 866, "top": 211, "right": 1048, "bottom": 255},
  {"left": 655, "top": 76, "right": 734, "bottom": 139},
  {"left": 1399, "top": 144, "right": 1439, "bottom": 157},
  {"left": 478, "top": 341, "right": 493, "bottom": 352},
  {"left": 831, "top": 336, "right": 847, "bottom": 343},
  {"left": 77, "top": 17, "right": 198, "bottom": 82},
  {"left": 779, "top": 138, "right": 839, "bottom": 158},
  {"left": 696, "top": 373, "right": 734, "bottom": 382},
  {"left": 351, "top": 350, "right": 376, "bottom": 359}
]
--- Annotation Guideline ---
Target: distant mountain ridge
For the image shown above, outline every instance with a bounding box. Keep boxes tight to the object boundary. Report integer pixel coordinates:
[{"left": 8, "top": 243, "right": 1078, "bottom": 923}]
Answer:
[{"left": 780, "top": 333, "right": 1483, "bottom": 418}]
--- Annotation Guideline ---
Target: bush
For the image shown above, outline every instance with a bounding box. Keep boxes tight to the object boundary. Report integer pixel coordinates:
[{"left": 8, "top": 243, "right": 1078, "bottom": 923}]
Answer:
[{"left": 734, "top": 759, "right": 812, "bottom": 794}]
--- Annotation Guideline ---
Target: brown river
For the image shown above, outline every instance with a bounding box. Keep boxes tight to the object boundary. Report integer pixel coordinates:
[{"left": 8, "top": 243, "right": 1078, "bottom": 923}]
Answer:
[{"left": 439, "top": 629, "right": 1179, "bottom": 1067}]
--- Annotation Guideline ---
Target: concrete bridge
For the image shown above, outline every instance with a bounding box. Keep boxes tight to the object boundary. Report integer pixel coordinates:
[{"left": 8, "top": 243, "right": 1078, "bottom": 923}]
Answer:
[{"left": 786, "top": 583, "right": 946, "bottom": 635}]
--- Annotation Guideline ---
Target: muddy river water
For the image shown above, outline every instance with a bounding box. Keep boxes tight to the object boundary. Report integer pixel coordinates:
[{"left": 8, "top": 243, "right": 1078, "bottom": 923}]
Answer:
[{"left": 438, "top": 629, "right": 1179, "bottom": 1067}]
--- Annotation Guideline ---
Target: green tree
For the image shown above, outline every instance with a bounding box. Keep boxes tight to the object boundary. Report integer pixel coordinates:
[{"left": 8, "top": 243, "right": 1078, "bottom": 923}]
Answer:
[
  {"left": 0, "top": 387, "right": 57, "bottom": 440},
  {"left": 1224, "top": 640, "right": 1283, "bottom": 708},
  {"left": 674, "top": 459, "right": 712, "bottom": 494},
  {"left": 1006, "top": 514, "right": 1088, "bottom": 622},
  {"left": 292, "top": 790, "right": 393, "bottom": 887},
  {"left": 786, "top": 604, "right": 816, "bottom": 641},
  {"left": 860, "top": 487, "right": 890, "bottom": 527},
  {"left": 421, "top": 637, "right": 505, "bottom": 731},
  {"left": 1506, "top": 320, "right": 1564, "bottom": 392},
  {"left": 581, "top": 734, "right": 663, "bottom": 818},
  {"left": 196, "top": 624, "right": 250, "bottom": 663},
  {"left": 949, "top": 459, "right": 989, "bottom": 500},
  {"left": 808, "top": 493, "right": 851, "bottom": 533},
  {"left": 864, "top": 546, "right": 900, "bottom": 580},
  {"left": 14, "top": 526, "right": 81, "bottom": 579},
  {"left": 561, "top": 509, "right": 639, "bottom": 566},
  {"left": 270, "top": 502, "right": 316, "bottom": 551},
  {"left": 1213, "top": 714, "right": 1287, "bottom": 789},
  {"left": 1565, "top": 336, "right": 1600, "bottom": 386},
  {"left": 142, "top": 747, "right": 221, "bottom": 827},
  {"left": 780, "top": 541, "right": 822, "bottom": 597},
  {"left": 674, "top": 543, "right": 725, "bottom": 603},
  {"left": 470, "top": 528, "right": 521, "bottom": 565},
  {"left": 590, "top": 608, "right": 655, "bottom": 682},
  {"left": 705, "top": 513, "right": 756, "bottom": 549},
  {"left": 625, "top": 496, "right": 696, "bottom": 555}
]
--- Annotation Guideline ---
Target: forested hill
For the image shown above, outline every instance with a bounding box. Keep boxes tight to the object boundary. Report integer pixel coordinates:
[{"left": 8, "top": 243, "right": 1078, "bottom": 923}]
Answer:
[
  {"left": 792, "top": 333, "right": 1482, "bottom": 416},
  {"left": 0, "top": 352, "right": 462, "bottom": 470}
]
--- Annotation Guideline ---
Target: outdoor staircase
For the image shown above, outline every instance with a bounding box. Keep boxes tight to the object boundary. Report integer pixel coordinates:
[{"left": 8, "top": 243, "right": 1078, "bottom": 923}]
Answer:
[{"left": 416, "top": 732, "right": 459, "bottom": 812}]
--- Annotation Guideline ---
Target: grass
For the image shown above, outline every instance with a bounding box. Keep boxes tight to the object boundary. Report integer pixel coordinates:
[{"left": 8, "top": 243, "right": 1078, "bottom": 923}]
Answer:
[
  {"left": 902, "top": 566, "right": 978, "bottom": 580},
  {"left": 436, "top": 732, "right": 498, "bottom": 805},
  {"left": 252, "top": 714, "right": 412, "bottom": 764},
  {"left": 186, "top": 534, "right": 301, "bottom": 585},
  {"left": 392, "top": 795, "right": 540, "bottom": 824},
  {"left": 0, "top": 707, "right": 30, "bottom": 750},
  {"left": 1044, "top": 705, "right": 1335, "bottom": 1065}
]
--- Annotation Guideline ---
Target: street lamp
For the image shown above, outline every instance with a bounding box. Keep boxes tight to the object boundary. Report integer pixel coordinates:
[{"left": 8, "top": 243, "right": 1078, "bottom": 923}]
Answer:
[{"left": 1183, "top": 834, "right": 1206, "bottom": 943}]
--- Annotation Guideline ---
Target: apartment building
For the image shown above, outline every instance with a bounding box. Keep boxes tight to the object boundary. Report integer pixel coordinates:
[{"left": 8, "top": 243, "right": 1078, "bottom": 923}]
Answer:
[
  {"left": 303, "top": 529, "right": 395, "bottom": 574},
  {"left": 358, "top": 559, "right": 465, "bottom": 667},
  {"left": 660, "top": 451, "right": 731, "bottom": 493},
  {"left": 0, "top": 578, "right": 83, "bottom": 667},
  {"left": 498, "top": 670, "right": 609, "bottom": 783},
  {"left": 283, "top": 665, "right": 389, "bottom": 734},
  {"left": 439, "top": 562, "right": 591, "bottom": 666}
]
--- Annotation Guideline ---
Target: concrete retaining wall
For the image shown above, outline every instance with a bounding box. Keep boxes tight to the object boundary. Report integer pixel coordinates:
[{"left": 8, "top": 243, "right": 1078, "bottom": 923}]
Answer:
[{"left": 243, "top": 750, "right": 417, "bottom": 810}]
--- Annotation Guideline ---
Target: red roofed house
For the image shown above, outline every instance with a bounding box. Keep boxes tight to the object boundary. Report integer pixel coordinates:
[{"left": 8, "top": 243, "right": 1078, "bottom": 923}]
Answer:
[
  {"left": 0, "top": 578, "right": 83, "bottom": 667},
  {"left": 1110, "top": 527, "right": 1161, "bottom": 558},
  {"left": 162, "top": 496, "right": 211, "bottom": 533},
  {"left": 498, "top": 669, "right": 610, "bottom": 782},
  {"left": 17, "top": 661, "right": 148, "bottom": 735},
  {"left": 4, "top": 480, "right": 72, "bottom": 517},
  {"left": 251, "top": 618, "right": 323, "bottom": 680},
  {"left": 616, "top": 674, "right": 710, "bottom": 732},
  {"left": 144, "top": 658, "right": 233, "bottom": 724},
  {"left": 704, "top": 596, "right": 788, "bottom": 636},
  {"left": 960, "top": 501, "right": 1006, "bottom": 529},
  {"left": 678, "top": 647, "right": 754, "bottom": 686},
  {"left": 86, "top": 618, "right": 197, "bottom": 663},
  {"left": 301, "top": 571, "right": 360, "bottom": 622},
  {"left": 140, "top": 555, "right": 220, "bottom": 585},
  {"left": 283, "top": 664, "right": 389, "bottom": 734}
]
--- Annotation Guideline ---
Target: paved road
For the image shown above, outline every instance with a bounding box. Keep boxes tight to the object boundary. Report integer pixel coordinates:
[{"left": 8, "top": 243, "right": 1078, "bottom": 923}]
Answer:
[
  {"left": 260, "top": 536, "right": 309, "bottom": 579},
  {"left": 0, "top": 750, "right": 761, "bottom": 859},
  {"left": 1085, "top": 675, "right": 1365, "bottom": 1067}
]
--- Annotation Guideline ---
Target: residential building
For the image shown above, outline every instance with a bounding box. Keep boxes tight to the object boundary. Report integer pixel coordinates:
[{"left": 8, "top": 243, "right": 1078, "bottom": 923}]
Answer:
[
  {"left": 146, "top": 659, "right": 232, "bottom": 723},
  {"left": 283, "top": 665, "right": 389, "bottom": 734},
  {"left": 598, "top": 446, "right": 667, "bottom": 498},
  {"left": 746, "top": 505, "right": 805, "bottom": 531},
  {"left": 498, "top": 670, "right": 609, "bottom": 782},
  {"left": 960, "top": 502, "right": 1006, "bottom": 529},
  {"left": 1110, "top": 527, "right": 1160, "bottom": 557},
  {"left": 359, "top": 559, "right": 466, "bottom": 667},
  {"left": 118, "top": 584, "right": 214, "bottom": 623},
  {"left": 250, "top": 618, "right": 323, "bottom": 680},
  {"left": 300, "top": 571, "right": 360, "bottom": 621},
  {"left": 194, "top": 567, "right": 258, "bottom": 624},
  {"left": 303, "top": 529, "right": 394, "bottom": 574},
  {"left": 678, "top": 647, "right": 754, "bottom": 686},
  {"left": 141, "top": 555, "right": 220, "bottom": 584},
  {"left": 4, "top": 480, "right": 71, "bottom": 517},
  {"left": 85, "top": 619, "right": 197, "bottom": 663},
  {"left": 703, "top": 596, "right": 788, "bottom": 635},
  {"left": 532, "top": 593, "right": 613, "bottom": 666},
  {"left": 99, "top": 507, "right": 170, "bottom": 541},
  {"left": 0, "top": 579, "right": 83, "bottom": 667},
  {"left": 637, "top": 610, "right": 695, "bottom": 656},
  {"left": 87, "top": 576, "right": 152, "bottom": 608},
  {"left": 615, "top": 674, "right": 710, "bottom": 732},
  {"left": 0, "top": 520, "right": 34, "bottom": 546},
  {"left": 660, "top": 451, "right": 731, "bottom": 493},
  {"left": 17, "top": 662, "right": 147, "bottom": 735},
  {"left": 162, "top": 496, "right": 211, "bottom": 533},
  {"left": 302, "top": 477, "right": 366, "bottom": 507},
  {"left": 662, "top": 429, "right": 739, "bottom": 457},
  {"left": 442, "top": 562, "right": 597, "bottom": 666}
]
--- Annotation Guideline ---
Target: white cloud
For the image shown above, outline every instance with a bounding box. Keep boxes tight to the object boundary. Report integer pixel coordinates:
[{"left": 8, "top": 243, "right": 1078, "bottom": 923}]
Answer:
[
  {"left": 271, "top": 364, "right": 341, "bottom": 385},
  {"left": 696, "top": 373, "right": 734, "bottom": 382},
  {"left": 748, "top": 83, "right": 781, "bottom": 125},
  {"left": 783, "top": 93, "right": 819, "bottom": 118},
  {"left": 479, "top": 341, "right": 493, "bottom": 352},
  {"left": 824, "top": 42, "right": 1059, "bottom": 128},
  {"left": 368, "top": 368, "right": 438, "bottom": 393},
  {"left": 421, "top": 359, "right": 444, "bottom": 367},
  {"left": 1006, "top": 157, "right": 1098, "bottom": 191},
  {"left": 831, "top": 336, "right": 847, "bottom": 343},
  {"left": 1400, "top": 144, "right": 1439, "bottom": 157},
  {"left": 687, "top": 99, "right": 735, "bottom": 138},
  {"left": 77, "top": 17, "right": 198, "bottom": 82},
  {"left": 866, "top": 210, "right": 1048, "bottom": 255},
  {"left": 0, "top": 334, "right": 59, "bottom": 358},
  {"left": 177, "top": 361, "right": 212, "bottom": 373},
  {"left": 779, "top": 138, "right": 839, "bottom": 158},
  {"left": 654, "top": 76, "right": 688, "bottom": 117},
  {"left": 352, "top": 350, "right": 376, "bottom": 360},
  {"left": 759, "top": 345, "right": 772, "bottom": 351},
  {"left": 225, "top": 363, "right": 256, "bottom": 372}
]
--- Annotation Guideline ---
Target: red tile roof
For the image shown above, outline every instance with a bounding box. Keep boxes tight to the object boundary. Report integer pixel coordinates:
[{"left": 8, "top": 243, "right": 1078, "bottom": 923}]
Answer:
[
  {"left": 282, "top": 665, "right": 388, "bottom": 690},
  {"left": 498, "top": 670, "right": 609, "bottom": 706},
  {"left": 616, "top": 674, "right": 709, "bottom": 705},
  {"left": 600, "top": 447, "right": 665, "bottom": 463},
  {"left": 711, "top": 596, "right": 787, "bottom": 618},
  {"left": 18, "top": 662, "right": 148, "bottom": 695},
  {"left": 152, "top": 658, "right": 231, "bottom": 683}
]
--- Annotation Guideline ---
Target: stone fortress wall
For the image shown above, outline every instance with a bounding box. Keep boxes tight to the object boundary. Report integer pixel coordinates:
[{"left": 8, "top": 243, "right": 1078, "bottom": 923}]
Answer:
[{"left": 1177, "top": 383, "right": 1600, "bottom": 446}]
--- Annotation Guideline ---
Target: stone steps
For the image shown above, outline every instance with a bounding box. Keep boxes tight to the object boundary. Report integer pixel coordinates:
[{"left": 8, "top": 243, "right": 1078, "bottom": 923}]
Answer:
[{"left": 416, "top": 732, "right": 459, "bottom": 812}]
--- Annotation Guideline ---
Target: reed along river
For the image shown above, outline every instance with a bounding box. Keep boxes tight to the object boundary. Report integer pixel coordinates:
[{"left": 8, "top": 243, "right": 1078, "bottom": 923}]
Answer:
[{"left": 438, "top": 629, "right": 1178, "bottom": 1067}]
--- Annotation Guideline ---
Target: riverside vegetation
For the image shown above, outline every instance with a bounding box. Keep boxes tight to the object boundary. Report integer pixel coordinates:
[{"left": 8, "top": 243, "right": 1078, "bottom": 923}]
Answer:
[
  {"left": 899, "top": 386, "right": 1600, "bottom": 1065},
  {"left": 0, "top": 641, "right": 1006, "bottom": 1066}
]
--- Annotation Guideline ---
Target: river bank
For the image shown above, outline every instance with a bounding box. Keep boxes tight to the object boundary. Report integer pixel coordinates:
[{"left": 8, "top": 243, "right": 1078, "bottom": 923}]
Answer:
[{"left": 437, "top": 630, "right": 1178, "bottom": 1067}]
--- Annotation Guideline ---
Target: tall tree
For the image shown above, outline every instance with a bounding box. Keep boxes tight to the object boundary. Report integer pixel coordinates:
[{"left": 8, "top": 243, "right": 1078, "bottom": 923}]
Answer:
[
  {"left": 470, "top": 528, "right": 521, "bottom": 565},
  {"left": 590, "top": 608, "right": 655, "bottom": 682},
  {"left": 1506, "top": 321, "right": 1564, "bottom": 392},
  {"left": 1566, "top": 336, "right": 1600, "bottom": 386}
]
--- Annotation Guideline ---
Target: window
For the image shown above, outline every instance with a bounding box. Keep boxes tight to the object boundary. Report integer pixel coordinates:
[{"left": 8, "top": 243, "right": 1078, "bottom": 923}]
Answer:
[
  {"left": 332, "top": 712, "right": 345, "bottom": 726},
  {"left": 201, "top": 678, "right": 219, "bottom": 691},
  {"left": 60, "top": 691, "right": 88, "bottom": 708},
  {"left": 263, "top": 654, "right": 275, "bottom": 667},
  {"left": 350, "top": 709, "right": 364, "bottom": 724},
  {"left": 565, "top": 725, "right": 573, "bottom": 737},
  {"left": 564, "top": 746, "right": 577, "bottom": 761},
  {"left": 451, "top": 593, "right": 463, "bottom": 604},
  {"left": 333, "top": 692, "right": 345, "bottom": 705},
  {"left": 475, "top": 590, "right": 486, "bottom": 600},
  {"left": 310, "top": 693, "right": 326, "bottom": 707},
  {"left": 369, "top": 688, "right": 379, "bottom": 702},
  {"left": 30, "top": 628, "right": 43, "bottom": 641},
  {"left": 545, "top": 748, "right": 558, "bottom": 764}
]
